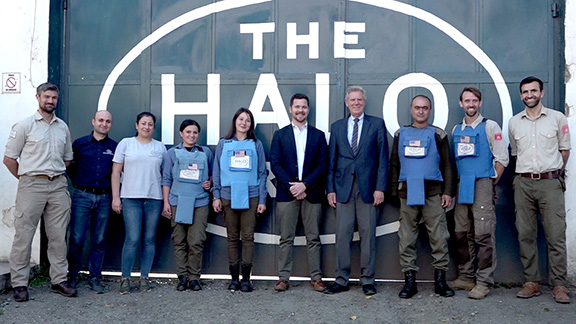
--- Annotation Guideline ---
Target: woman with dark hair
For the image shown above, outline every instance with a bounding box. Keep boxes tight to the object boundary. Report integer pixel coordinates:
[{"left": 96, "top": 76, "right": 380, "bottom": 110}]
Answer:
[
  {"left": 111, "top": 112, "right": 166, "bottom": 294},
  {"left": 162, "top": 119, "right": 213, "bottom": 292},
  {"left": 212, "top": 107, "right": 267, "bottom": 292}
]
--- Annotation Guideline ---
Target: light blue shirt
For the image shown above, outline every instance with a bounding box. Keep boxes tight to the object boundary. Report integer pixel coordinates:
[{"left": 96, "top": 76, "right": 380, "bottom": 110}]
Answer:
[
  {"left": 292, "top": 122, "right": 308, "bottom": 180},
  {"left": 347, "top": 113, "right": 365, "bottom": 148}
]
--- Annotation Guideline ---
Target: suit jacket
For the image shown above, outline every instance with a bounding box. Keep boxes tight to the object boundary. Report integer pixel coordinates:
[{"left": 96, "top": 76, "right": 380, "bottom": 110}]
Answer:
[
  {"left": 327, "top": 114, "right": 389, "bottom": 204},
  {"left": 270, "top": 124, "right": 329, "bottom": 203}
]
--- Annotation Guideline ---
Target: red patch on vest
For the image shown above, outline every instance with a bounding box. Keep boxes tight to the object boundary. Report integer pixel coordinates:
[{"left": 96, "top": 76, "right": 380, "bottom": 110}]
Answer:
[
  {"left": 562, "top": 125, "right": 569, "bottom": 134},
  {"left": 494, "top": 133, "right": 503, "bottom": 141}
]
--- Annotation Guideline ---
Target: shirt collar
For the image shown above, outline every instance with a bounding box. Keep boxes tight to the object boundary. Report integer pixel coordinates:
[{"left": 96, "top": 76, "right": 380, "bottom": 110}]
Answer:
[
  {"left": 460, "top": 113, "right": 484, "bottom": 130},
  {"left": 348, "top": 113, "right": 365, "bottom": 122},
  {"left": 521, "top": 106, "right": 548, "bottom": 120},
  {"left": 34, "top": 110, "right": 58, "bottom": 124},
  {"left": 90, "top": 131, "right": 109, "bottom": 142},
  {"left": 292, "top": 122, "right": 308, "bottom": 131}
]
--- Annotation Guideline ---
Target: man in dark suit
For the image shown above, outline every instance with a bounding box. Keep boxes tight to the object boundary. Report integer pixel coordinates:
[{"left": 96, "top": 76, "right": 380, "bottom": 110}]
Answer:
[
  {"left": 270, "top": 93, "right": 329, "bottom": 293},
  {"left": 325, "top": 86, "right": 389, "bottom": 295}
]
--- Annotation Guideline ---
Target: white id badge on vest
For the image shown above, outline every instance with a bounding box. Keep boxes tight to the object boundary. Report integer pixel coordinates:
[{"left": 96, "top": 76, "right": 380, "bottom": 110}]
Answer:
[
  {"left": 456, "top": 135, "right": 477, "bottom": 157},
  {"left": 403, "top": 139, "right": 428, "bottom": 157},
  {"left": 180, "top": 163, "right": 200, "bottom": 180},
  {"left": 230, "top": 150, "right": 251, "bottom": 170}
]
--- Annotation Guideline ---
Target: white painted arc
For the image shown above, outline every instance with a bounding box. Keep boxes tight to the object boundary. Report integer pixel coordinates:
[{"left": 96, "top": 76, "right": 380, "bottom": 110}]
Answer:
[
  {"left": 97, "top": 0, "right": 271, "bottom": 112},
  {"left": 353, "top": 0, "right": 512, "bottom": 143},
  {"left": 96, "top": 0, "right": 513, "bottom": 243}
]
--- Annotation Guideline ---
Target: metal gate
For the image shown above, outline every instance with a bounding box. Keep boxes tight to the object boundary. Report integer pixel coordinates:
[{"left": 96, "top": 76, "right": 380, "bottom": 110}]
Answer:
[{"left": 51, "top": 0, "right": 565, "bottom": 281}]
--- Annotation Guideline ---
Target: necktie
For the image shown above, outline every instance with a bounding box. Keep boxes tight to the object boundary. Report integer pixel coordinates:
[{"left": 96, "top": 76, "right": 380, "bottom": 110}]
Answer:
[{"left": 351, "top": 118, "right": 359, "bottom": 155}]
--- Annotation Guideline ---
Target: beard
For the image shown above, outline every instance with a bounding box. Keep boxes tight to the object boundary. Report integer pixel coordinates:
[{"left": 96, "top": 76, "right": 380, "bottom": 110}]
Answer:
[
  {"left": 523, "top": 97, "right": 541, "bottom": 108},
  {"left": 40, "top": 103, "right": 56, "bottom": 114}
]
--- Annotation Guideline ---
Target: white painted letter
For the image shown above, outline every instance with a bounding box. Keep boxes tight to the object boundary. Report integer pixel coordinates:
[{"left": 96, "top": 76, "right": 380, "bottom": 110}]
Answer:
[
  {"left": 315, "top": 73, "right": 330, "bottom": 135},
  {"left": 248, "top": 74, "right": 291, "bottom": 128},
  {"left": 161, "top": 74, "right": 220, "bottom": 145},
  {"left": 334, "top": 21, "right": 365, "bottom": 59},
  {"left": 382, "top": 73, "right": 449, "bottom": 136},
  {"left": 286, "top": 22, "right": 319, "bottom": 59},
  {"left": 240, "top": 22, "right": 276, "bottom": 60}
]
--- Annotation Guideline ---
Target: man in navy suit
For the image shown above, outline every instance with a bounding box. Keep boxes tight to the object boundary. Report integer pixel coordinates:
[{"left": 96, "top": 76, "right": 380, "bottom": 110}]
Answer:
[
  {"left": 270, "top": 93, "right": 329, "bottom": 293},
  {"left": 325, "top": 86, "right": 389, "bottom": 295}
]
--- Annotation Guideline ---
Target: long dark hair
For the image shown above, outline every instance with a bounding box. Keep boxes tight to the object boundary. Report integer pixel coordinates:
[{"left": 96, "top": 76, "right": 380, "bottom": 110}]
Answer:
[{"left": 224, "top": 107, "right": 257, "bottom": 140}]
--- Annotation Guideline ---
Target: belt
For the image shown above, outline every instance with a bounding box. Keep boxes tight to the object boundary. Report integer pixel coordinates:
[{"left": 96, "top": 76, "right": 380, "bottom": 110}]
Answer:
[
  {"left": 34, "top": 174, "right": 63, "bottom": 181},
  {"left": 518, "top": 170, "right": 560, "bottom": 180},
  {"left": 74, "top": 185, "right": 111, "bottom": 195}
]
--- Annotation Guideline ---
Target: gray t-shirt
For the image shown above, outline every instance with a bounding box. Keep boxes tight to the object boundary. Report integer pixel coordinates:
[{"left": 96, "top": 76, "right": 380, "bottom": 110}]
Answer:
[{"left": 113, "top": 137, "right": 166, "bottom": 199}]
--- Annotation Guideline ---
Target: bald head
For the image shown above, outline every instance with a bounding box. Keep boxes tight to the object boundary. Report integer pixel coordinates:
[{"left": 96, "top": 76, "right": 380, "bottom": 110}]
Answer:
[{"left": 92, "top": 110, "right": 113, "bottom": 139}]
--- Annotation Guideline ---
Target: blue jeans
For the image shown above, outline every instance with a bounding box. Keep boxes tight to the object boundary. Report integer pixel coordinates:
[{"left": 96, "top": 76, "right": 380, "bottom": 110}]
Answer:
[
  {"left": 68, "top": 189, "right": 111, "bottom": 278},
  {"left": 121, "top": 198, "right": 162, "bottom": 278}
]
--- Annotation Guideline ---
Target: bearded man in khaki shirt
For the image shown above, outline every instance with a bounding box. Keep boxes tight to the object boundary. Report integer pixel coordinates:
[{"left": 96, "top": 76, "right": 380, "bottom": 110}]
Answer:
[
  {"left": 508, "top": 76, "right": 571, "bottom": 304},
  {"left": 3, "top": 82, "right": 77, "bottom": 302}
]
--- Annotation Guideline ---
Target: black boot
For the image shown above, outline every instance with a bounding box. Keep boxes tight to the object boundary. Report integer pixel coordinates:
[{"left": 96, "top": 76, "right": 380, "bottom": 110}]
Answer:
[
  {"left": 176, "top": 275, "right": 188, "bottom": 291},
  {"left": 399, "top": 270, "right": 418, "bottom": 299},
  {"left": 228, "top": 264, "right": 240, "bottom": 291},
  {"left": 434, "top": 269, "right": 455, "bottom": 297},
  {"left": 240, "top": 264, "right": 253, "bottom": 292}
]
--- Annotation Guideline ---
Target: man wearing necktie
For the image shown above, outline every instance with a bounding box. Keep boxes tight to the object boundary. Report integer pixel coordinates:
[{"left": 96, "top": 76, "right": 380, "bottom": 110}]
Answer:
[{"left": 325, "top": 86, "right": 389, "bottom": 295}]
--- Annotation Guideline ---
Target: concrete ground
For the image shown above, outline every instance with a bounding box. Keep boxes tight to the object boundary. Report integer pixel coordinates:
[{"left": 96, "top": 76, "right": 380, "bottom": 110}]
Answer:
[{"left": 0, "top": 273, "right": 574, "bottom": 324}]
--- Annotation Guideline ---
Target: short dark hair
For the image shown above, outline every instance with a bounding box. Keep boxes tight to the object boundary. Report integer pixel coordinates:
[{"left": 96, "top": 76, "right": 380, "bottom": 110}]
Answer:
[
  {"left": 36, "top": 82, "right": 59, "bottom": 96},
  {"left": 459, "top": 87, "right": 482, "bottom": 101},
  {"left": 179, "top": 119, "right": 201, "bottom": 132},
  {"left": 136, "top": 111, "right": 156, "bottom": 124},
  {"left": 520, "top": 76, "right": 543, "bottom": 92},
  {"left": 224, "top": 108, "right": 257, "bottom": 140},
  {"left": 290, "top": 93, "right": 309, "bottom": 107},
  {"left": 411, "top": 94, "right": 432, "bottom": 108}
]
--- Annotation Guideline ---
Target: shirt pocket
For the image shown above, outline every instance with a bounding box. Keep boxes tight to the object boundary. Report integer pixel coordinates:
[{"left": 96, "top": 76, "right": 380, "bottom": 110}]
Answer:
[{"left": 539, "top": 130, "right": 557, "bottom": 149}]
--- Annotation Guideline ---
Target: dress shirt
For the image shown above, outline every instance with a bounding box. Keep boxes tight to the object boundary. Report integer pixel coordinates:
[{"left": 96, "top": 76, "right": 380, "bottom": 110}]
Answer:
[
  {"left": 509, "top": 106, "right": 571, "bottom": 173},
  {"left": 347, "top": 113, "right": 364, "bottom": 148},
  {"left": 4, "top": 111, "right": 73, "bottom": 177},
  {"left": 292, "top": 122, "right": 308, "bottom": 180}
]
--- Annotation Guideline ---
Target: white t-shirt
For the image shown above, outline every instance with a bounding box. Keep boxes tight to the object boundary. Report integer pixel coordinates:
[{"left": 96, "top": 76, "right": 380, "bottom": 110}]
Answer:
[{"left": 113, "top": 137, "right": 166, "bottom": 199}]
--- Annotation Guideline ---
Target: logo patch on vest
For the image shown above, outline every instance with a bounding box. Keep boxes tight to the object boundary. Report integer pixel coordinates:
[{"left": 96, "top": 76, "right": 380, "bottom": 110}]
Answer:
[
  {"left": 457, "top": 143, "right": 475, "bottom": 157},
  {"left": 494, "top": 133, "right": 502, "bottom": 141},
  {"left": 231, "top": 150, "right": 250, "bottom": 169}
]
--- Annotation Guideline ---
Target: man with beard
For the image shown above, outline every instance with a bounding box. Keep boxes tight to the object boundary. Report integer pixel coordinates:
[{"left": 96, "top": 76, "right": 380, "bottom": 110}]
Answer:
[
  {"left": 270, "top": 93, "right": 329, "bottom": 292},
  {"left": 509, "top": 76, "right": 571, "bottom": 304},
  {"left": 67, "top": 110, "right": 117, "bottom": 293},
  {"left": 4, "top": 82, "right": 77, "bottom": 301},
  {"left": 450, "top": 87, "right": 508, "bottom": 299}
]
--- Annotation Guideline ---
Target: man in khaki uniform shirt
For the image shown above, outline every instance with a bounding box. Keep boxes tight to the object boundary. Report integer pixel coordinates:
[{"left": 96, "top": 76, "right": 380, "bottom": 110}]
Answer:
[
  {"left": 508, "top": 76, "right": 571, "bottom": 304},
  {"left": 3, "top": 82, "right": 77, "bottom": 302}
]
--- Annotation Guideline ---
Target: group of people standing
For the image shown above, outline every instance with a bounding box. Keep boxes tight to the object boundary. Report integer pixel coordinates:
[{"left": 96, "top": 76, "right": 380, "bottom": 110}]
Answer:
[{"left": 4, "top": 76, "right": 571, "bottom": 305}]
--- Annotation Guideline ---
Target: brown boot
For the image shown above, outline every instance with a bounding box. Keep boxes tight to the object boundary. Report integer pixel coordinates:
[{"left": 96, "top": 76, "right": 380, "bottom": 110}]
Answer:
[
  {"left": 552, "top": 286, "right": 570, "bottom": 304},
  {"left": 449, "top": 276, "right": 475, "bottom": 290},
  {"left": 517, "top": 281, "right": 541, "bottom": 298}
]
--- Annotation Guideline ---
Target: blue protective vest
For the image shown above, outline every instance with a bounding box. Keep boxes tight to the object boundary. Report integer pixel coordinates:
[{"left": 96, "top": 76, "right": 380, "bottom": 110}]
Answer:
[
  {"left": 171, "top": 148, "right": 209, "bottom": 224},
  {"left": 453, "top": 119, "right": 495, "bottom": 204},
  {"left": 220, "top": 139, "right": 259, "bottom": 209},
  {"left": 398, "top": 126, "right": 443, "bottom": 206}
]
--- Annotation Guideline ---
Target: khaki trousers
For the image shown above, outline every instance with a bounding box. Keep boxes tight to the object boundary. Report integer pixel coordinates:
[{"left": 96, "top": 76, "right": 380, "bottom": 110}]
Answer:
[
  {"left": 222, "top": 197, "right": 258, "bottom": 265},
  {"left": 171, "top": 205, "right": 209, "bottom": 280},
  {"left": 453, "top": 178, "right": 497, "bottom": 285},
  {"left": 398, "top": 194, "right": 450, "bottom": 272},
  {"left": 513, "top": 176, "right": 568, "bottom": 286},
  {"left": 11, "top": 175, "right": 71, "bottom": 287},
  {"left": 277, "top": 199, "right": 323, "bottom": 281}
]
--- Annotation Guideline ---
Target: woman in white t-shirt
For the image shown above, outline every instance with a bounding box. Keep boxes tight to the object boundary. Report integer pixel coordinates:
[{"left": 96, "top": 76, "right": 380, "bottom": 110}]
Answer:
[{"left": 111, "top": 112, "right": 166, "bottom": 295}]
